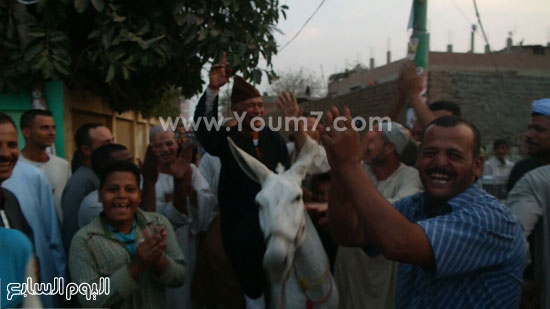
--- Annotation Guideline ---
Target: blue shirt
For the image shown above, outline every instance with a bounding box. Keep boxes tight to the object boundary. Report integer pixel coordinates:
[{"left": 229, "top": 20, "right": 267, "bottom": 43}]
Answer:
[
  {"left": 0, "top": 227, "right": 33, "bottom": 308},
  {"left": 105, "top": 220, "right": 137, "bottom": 255},
  {"left": 380, "top": 185, "right": 526, "bottom": 308},
  {"left": 3, "top": 161, "right": 67, "bottom": 308}
]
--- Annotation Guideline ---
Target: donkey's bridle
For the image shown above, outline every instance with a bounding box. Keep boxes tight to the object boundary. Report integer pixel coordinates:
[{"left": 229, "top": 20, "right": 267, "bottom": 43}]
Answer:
[
  {"left": 270, "top": 215, "right": 333, "bottom": 308},
  {"left": 265, "top": 222, "right": 306, "bottom": 247}
]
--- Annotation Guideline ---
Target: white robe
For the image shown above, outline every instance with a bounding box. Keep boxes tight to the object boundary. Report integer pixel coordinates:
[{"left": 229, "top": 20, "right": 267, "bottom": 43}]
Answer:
[
  {"left": 155, "top": 164, "right": 217, "bottom": 309},
  {"left": 334, "top": 163, "right": 423, "bottom": 309},
  {"left": 19, "top": 154, "right": 71, "bottom": 222},
  {"left": 507, "top": 166, "right": 550, "bottom": 309},
  {"left": 198, "top": 152, "right": 221, "bottom": 200}
]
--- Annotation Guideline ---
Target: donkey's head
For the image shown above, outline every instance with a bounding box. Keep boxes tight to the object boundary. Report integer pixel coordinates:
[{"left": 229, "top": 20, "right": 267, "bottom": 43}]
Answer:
[{"left": 227, "top": 137, "right": 320, "bottom": 282}]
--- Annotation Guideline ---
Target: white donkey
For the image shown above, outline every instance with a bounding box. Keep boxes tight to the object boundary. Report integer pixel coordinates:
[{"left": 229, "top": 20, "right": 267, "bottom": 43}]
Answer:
[{"left": 227, "top": 136, "right": 338, "bottom": 309}]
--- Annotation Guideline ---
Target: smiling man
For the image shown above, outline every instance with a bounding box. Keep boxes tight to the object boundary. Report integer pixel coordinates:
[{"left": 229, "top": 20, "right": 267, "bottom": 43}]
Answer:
[
  {"left": 141, "top": 126, "right": 217, "bottom": 309},
  {"left": 0, "top": 112, "right": 34, "bottom": 241},
  {"left": 323, "top": 110, "right": 526, "bottom": 307},
  {"left": 334, "top": 122, "right": 423, "bottom": 309}
]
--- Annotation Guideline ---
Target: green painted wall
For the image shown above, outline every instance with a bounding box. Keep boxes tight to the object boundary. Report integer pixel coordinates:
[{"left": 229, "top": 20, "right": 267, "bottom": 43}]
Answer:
[
  {"left": 45, "top": 82, "right": 65, "bottom": 158},
  {"left": 0, "top": 81, "right": 66, "bottom": 158}
]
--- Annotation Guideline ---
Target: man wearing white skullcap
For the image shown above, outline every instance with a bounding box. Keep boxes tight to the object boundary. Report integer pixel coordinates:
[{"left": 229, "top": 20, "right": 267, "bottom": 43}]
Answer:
[
  {"left": 334, "top": 121, "right": 424, "bottom": 309},
  {"left": 506, "top": 98, "right": 550, "bottom": 307},
  {"left": 507, "top": 98, "right": 550, "bottom": 192}
]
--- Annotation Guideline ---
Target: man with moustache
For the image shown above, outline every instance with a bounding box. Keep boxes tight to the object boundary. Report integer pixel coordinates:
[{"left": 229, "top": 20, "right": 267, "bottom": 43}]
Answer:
[
  {"left": 324, "top": 110, "right": 526, "bottom": 307},
  {"left": 194, "top": 53, "right": 289, "bottom": 308},
  {"left": 334, "top": 122, "right": 423, "bottom": 309},
  {"left": 507, "top": 98, "right": 550, "bottom": 192},
  {"left": 0, "top": 112, "right": 33, "bottom": 240},
  {"left": 3, "top": 145, "right": 67, "bottom": 308},
  {"left": 506, "top": 98, "right": 550, "bottom": 306}
]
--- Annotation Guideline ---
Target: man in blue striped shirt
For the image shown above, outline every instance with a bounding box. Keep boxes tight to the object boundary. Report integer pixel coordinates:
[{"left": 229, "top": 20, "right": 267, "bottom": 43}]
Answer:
[{"left": 323, "top": 110, "right": 526, "bottom": 308}]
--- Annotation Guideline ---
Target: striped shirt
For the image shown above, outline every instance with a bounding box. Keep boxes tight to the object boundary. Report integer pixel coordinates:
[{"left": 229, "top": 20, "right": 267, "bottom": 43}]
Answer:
[{"left": 391, "top": 185, "right": 526, "bottom": 308}]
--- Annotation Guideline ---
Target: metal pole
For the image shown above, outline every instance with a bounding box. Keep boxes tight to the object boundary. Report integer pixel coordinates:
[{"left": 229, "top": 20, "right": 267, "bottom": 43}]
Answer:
[{"left": 411, "top": 0, "right": 429, "bottom": 69}]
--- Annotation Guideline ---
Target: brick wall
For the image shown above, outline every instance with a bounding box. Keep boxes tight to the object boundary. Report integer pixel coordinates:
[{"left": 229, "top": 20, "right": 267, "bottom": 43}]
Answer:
[
  {"left": 295, "top": 72, "right": 550, "bottom": 153},
  {"left": 300, "top": 81, "right": 404, "bottom": 123}
]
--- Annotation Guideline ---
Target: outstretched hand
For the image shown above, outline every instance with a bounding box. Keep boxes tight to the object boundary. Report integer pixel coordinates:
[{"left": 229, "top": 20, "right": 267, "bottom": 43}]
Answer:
[
  {"left": 277, "top": 92, "right": 302, "bottom": 118},
  {"left": 321, "top": 106, "right": 361, "bottom": 172},
  {"left": 209, "top": 52, "right": 231, "bottom": 91},
  {"left": 397, "top": 62, "right": 424, "bottom": 99},
  {"left": 277, "top": 92, "right": 305, "bottom": 133}
]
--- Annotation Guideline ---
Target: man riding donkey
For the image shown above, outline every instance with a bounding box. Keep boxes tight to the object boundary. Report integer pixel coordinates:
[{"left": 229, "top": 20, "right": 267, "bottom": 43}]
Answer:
[{"left": 194, "top": 53, "right": 290, "bottom": 308}]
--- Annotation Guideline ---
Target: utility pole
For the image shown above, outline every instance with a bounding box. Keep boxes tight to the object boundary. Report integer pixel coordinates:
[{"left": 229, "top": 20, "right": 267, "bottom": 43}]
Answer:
[
  {"left": 405, "top": 0, "right": 429, "bottom": 129},
  {"left": 470, "top": 24, "right": 477, "bottom": 53},
  {"left": 411, "top": 0, "right": 429, "bottom": 69}
]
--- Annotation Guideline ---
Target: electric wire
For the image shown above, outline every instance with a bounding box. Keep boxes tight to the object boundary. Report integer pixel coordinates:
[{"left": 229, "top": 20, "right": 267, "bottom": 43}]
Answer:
[{"left": 279, "top": 0, "right": 327, "bottom": 53}]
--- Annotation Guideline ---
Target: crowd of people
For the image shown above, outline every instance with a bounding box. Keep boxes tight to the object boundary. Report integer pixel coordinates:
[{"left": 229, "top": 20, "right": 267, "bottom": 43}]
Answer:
[{"left": 0, "top": 55, "right": 549, "bottom": 309}]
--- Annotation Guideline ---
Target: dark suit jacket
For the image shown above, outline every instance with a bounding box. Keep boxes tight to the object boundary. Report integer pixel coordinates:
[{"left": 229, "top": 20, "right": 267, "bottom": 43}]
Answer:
[{"left": 194, "top": 92, "right": 289, "bottom": 297}]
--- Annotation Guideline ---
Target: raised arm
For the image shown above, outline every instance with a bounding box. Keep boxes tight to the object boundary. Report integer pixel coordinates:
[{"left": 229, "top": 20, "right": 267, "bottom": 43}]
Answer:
[
  {"left": 327, "top": 171, "right": 368, "bottom": 246},
  {"left": 170, "top": 143, "right": 196, "bottom": 216},
  {"left": 277, "top": 92, "right": 330, "bottom": 173},
  {"left": 322, "top": 106, "right": 434, "bottom": 267},
  {"left": 397, "top": 62, "right": 435, "bottom": 129},
  {"left": 139, "top": 146, "right": 159, "bottom": 212},
  {"left": 193, "top": 52, "right": 231, "bottom": 156}
]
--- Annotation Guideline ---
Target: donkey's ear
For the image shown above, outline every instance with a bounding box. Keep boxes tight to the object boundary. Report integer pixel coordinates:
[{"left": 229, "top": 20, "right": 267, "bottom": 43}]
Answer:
[
  {"left": 286, "top": 136, "right": 319, "bottom": 180},
  {"left": 286, "top": 136, "right": 331, "bottom": 180},
  {"left": 227, "top": 137, "right": 273, "bottom": 184}
]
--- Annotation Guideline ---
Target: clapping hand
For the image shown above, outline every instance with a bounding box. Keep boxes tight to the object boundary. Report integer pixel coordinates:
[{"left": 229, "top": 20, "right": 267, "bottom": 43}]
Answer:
[
  {"left": 136, "top": 225, "right": 166, "bottom": 266},
  {"left": 170, "top": 143, "right": 193, "bottom": 181}
]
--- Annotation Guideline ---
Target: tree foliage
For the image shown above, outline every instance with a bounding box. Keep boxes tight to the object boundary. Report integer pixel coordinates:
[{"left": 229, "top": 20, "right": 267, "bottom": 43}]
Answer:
[
  {"left": 0, "top": 0, "right": 287, "bottom": 116},
  {"left": 269, "top": 68, "right": 326, "bottom": 98}
]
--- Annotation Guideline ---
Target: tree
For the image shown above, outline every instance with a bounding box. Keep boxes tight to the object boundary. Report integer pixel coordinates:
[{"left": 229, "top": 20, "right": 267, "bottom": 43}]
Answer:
[
  {"left": 269, "top": 68, "right": 326, "bottom": 98},
  {"left": 0, "top": 0, "right": 288, "bottom": 117}
]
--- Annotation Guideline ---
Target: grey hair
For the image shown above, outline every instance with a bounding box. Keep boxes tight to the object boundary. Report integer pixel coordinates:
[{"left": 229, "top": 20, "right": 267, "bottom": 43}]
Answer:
[{"left": 149, "top": 125, "right": 174, "bottom": 143}]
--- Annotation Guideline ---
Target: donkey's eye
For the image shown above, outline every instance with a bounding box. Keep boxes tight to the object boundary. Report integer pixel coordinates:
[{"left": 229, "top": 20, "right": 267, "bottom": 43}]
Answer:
[{"left": 293, "top": 195, "right": 302, "bottom": 202}]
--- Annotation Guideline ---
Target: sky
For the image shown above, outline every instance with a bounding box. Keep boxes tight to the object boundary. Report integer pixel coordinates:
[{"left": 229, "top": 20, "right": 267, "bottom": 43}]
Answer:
[
  {"left": 186, "top": 0, "right": 550, "bottom": 113},
  {"left": 254, "top": 0, "right": 550, "bottom": 94}
]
